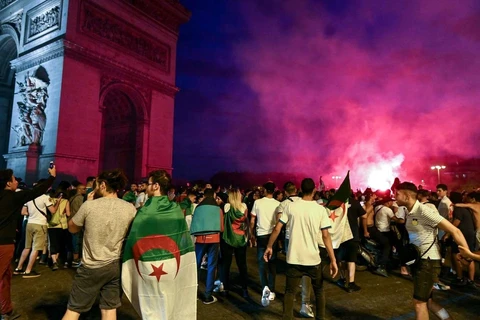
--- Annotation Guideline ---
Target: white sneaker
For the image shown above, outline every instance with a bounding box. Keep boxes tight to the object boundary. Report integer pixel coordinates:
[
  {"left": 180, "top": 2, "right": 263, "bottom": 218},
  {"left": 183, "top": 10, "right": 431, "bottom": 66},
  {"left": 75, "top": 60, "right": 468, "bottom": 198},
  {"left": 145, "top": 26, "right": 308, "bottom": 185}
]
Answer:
[
  {"left": 261, "top": 286, "right": 271, "bottom": 307},
  {"left": 268, "top": 292, "right": 276, "bottom": 301},
  {"left": 300, "top": 303, "right": 314, "bottom": 318},
  {"left": 433, "top": 282, "right": 450, "bottom": 291},
  {"left": 213, "top": 282, "right": 224, "bottom": 293}
]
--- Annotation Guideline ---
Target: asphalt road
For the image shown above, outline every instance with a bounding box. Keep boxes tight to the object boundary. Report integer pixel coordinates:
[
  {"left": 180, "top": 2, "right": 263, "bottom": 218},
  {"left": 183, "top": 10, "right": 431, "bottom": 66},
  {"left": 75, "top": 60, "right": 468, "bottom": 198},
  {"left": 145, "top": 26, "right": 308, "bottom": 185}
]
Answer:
[{"left": 10, "top": 247, "right": 480, "bottom": 319}]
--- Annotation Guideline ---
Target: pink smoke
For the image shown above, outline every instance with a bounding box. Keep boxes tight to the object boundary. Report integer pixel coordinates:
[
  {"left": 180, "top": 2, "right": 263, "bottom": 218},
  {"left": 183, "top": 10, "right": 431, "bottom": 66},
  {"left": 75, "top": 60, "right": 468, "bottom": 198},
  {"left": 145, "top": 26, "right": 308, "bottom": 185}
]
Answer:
[{"left": 228, "top": 0, "right": 480, "bottom": 189}]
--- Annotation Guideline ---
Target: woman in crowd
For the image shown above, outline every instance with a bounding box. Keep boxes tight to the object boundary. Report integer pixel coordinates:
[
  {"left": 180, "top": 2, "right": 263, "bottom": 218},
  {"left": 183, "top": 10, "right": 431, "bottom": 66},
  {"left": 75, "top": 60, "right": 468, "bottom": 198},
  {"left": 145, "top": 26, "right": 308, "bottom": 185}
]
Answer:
[{"left": 216, "top": 188, "right": 250, "bottom": 299}]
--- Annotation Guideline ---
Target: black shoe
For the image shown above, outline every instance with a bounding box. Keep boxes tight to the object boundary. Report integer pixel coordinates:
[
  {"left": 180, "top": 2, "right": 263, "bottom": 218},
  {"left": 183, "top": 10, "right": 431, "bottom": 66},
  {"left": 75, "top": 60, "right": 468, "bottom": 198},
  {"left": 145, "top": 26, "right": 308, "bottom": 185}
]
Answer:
[
  {"left": 452, "top": 278, "right": 467, "bottom": 286},
  {"left": 52, "top": 262, "right": 59, "bottom": 271},
  {"left": 467, "top": 280, "right": 479, "bottom": 290},
  {"left": 336, "top": 278, "right": 346, "bottom": 288},
  {"left": 22, "top": 270, "right": 41, "bottom": 278},
  {"left": 242, "top": 289, "right": 250, "bottom": 299},
  {"left": 348, "top": 282, "right": 361, "bottom": 292},
  {"left": 203, "top": 296, "right": 218, "bottom": 305}
]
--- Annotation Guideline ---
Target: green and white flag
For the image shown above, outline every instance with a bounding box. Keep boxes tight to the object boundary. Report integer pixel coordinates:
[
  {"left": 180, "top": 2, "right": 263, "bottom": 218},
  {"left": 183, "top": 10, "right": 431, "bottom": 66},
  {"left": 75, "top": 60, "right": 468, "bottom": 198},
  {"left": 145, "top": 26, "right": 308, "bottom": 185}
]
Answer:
[
  {"left": 122, "top": 196, "right": 197, "bottom": 320},
  {"left": 318, "top": 172, "right": 353, "bottom": 249}
]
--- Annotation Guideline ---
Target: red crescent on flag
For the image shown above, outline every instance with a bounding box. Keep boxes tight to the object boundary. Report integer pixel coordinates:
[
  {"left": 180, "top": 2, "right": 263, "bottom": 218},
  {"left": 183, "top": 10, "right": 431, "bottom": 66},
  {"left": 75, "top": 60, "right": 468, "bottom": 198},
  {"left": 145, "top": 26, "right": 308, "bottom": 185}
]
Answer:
[{"left": 132, "top": 235, "right": 181, "bottom": 279}]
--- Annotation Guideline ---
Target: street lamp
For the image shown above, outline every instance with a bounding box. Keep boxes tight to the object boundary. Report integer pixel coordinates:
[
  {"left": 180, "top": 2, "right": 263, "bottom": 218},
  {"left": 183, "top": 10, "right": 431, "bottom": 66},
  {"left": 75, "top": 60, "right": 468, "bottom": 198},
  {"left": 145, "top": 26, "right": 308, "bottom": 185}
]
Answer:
[
  {"left": 332, "top": 176, "right": 341, "bottom": 189},
  {"left": 431, "top": 165, "right": 446, "bottom": 184}
]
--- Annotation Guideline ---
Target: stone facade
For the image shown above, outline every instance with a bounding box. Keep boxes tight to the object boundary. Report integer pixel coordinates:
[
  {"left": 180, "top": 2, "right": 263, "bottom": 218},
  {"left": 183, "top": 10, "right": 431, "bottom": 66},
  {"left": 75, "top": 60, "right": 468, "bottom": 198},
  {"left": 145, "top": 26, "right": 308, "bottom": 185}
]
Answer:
[{"left": 0, "top": 0, "right": 190, "bottom": 184}]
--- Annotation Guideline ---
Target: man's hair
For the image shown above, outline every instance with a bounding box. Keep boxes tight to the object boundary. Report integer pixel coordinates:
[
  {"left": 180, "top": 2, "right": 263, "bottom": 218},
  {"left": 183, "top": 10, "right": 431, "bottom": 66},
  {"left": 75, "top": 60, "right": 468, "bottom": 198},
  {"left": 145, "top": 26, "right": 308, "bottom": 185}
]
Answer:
[
  {"left": 204, "top": 188, "right": 215, "bottom": 198},
  {"left": 97, "top": 169, "right": 128, "bottom": 194},
  {"left": 417, "top": 189, "right": 430, "bottom": 198},
  {"left": 0, "top": 169, "right": 14, "bottom": 189},
  {"left": 148, "top": 170, "right": 171, "bottom": 195},
  {"left": 263, "top": 182, "right": 275, "bottom": 194},
  {"left": 283, "top": 181, "right": 296, "bottom": 195},
  {"left": 436, "top": 184, "right": 448, "bottom": 191},
  {"left": 301, "top": 178, "right": 315, "bottom": 195},
  {"left": 397, "top": 182, "right": 418, "bottom": 195},
  {"left": 470, "top": 192, "right": 480, "bottom": 202},
  {"left": 449, "top": 191, "right": 462, "bottom": 204},
  {"left": 86, "top": 176, "right": 96, "bottom": 183}
]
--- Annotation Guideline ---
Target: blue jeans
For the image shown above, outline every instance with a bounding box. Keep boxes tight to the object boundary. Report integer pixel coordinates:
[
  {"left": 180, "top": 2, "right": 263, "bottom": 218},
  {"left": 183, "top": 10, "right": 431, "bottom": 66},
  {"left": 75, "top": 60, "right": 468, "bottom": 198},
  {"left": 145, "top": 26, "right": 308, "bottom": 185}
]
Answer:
[
  {"left": 195, "top": 243, "right": 220, "bottom": 298},
  {"left": 71, "top": 231, "right": 83, "bottom": 256},
  {"left": 257, "top": 235, "right": 277, "bottom": 292}
]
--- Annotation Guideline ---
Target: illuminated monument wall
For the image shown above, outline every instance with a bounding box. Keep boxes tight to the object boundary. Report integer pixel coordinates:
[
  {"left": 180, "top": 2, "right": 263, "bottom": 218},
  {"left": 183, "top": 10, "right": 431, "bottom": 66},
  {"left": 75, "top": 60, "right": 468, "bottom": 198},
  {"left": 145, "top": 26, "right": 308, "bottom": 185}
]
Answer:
[{"left": 0, "top": 0, "right": 190, "bottom": 184}]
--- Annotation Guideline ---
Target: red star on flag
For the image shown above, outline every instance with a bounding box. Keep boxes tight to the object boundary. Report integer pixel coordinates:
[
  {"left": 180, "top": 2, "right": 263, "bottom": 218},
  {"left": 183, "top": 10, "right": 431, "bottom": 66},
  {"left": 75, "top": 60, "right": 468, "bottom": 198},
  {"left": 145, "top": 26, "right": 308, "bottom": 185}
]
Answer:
[
  {"left": 329, "top": 210, "right": 338, "bottom": 222},
  {"left": 149, "top": 263, "right": 168, "bottom": 282}
]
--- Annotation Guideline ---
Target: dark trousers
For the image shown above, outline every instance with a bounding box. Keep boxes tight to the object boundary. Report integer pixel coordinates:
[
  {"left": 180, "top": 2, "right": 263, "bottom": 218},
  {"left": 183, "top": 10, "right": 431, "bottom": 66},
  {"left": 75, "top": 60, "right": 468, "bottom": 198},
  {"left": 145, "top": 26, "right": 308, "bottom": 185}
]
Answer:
[
  {"left": 218, "top": 239, "right": 248, "bottom": 290},
  {"left": 15, "top": 219, "right": 28, "bottom": 259},
  {"left": 0, "top": 244, "right": 14, "bottom": 314},
  {"left": 368, "top": 226, "right": 391, "bottom": 267},
  {"left": 284, "top": 263, "right": 325, "bottom": 320},
  {"left": 256, "top": 235, "right": 277, "bottom": 292}
]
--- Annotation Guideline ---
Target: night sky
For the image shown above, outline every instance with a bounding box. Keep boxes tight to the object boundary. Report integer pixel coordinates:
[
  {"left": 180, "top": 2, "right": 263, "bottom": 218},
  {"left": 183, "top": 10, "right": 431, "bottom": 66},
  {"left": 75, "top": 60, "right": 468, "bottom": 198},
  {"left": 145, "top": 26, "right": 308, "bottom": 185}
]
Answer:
[{"left": 173, "top": 0, "right": 480, "bottom": 189}]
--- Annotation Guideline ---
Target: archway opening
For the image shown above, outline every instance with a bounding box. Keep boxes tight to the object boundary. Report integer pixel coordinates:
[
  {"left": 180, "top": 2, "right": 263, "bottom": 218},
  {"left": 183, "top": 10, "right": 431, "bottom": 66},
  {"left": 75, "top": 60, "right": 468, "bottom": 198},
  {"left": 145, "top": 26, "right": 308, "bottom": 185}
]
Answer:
[
  {"left": 100, "top": 89, "right": 139, "bottom": 182},
  {"left": 0, "top": 34, "right": 18, "bottom": 169}
]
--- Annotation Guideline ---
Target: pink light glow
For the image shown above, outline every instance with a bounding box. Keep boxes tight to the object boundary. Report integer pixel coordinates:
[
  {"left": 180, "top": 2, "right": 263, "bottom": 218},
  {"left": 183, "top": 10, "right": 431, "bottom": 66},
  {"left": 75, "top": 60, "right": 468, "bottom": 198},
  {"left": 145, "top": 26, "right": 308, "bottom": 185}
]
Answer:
[{"left": 225, "top": 1, "right": 480, "bottom": 187}]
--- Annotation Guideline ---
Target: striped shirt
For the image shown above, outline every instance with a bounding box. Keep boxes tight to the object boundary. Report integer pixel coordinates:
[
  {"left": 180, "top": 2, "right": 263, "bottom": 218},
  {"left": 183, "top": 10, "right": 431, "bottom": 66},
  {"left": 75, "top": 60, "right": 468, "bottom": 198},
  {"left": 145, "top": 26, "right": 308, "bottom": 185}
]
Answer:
[{"left": 406, "top": 200, "right": 444, "bottom": 260}]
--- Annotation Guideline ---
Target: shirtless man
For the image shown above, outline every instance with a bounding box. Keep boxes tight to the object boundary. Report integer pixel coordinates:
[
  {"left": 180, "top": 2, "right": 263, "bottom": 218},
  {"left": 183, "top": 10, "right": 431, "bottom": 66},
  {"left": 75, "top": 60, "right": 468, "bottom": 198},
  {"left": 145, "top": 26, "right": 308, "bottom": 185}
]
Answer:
[
  {"left": 362, "top": 193, "right": 376, "bottom": 238},
  {"left": 455, "top": 192, "right": 480, "bottom": 248}
]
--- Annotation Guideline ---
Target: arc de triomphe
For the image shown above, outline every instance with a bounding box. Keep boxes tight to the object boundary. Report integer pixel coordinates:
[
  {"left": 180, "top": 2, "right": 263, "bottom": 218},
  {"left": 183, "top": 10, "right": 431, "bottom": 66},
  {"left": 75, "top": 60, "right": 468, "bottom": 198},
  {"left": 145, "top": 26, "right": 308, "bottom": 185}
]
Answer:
[{"left": 0, "top": 0, "right": 190, "bottom": 184}]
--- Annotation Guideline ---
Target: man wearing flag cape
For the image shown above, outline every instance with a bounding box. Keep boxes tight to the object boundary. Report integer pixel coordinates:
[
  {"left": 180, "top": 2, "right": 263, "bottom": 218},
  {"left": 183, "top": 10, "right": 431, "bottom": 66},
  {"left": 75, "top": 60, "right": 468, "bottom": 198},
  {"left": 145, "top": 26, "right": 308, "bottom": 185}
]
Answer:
[
  {"left": 122, "top": 170, "right": 197, "bottom": 320},
  {"left": 317, "top": 172, "right": 354, "bottom": 250}
]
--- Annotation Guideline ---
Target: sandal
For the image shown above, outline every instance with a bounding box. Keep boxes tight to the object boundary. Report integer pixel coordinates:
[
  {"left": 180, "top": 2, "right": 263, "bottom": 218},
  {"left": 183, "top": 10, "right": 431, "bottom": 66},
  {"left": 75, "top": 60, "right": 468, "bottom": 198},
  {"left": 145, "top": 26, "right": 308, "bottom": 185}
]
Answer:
[{"left": 13, "top": 268, "right": 23, "bottom": 275}]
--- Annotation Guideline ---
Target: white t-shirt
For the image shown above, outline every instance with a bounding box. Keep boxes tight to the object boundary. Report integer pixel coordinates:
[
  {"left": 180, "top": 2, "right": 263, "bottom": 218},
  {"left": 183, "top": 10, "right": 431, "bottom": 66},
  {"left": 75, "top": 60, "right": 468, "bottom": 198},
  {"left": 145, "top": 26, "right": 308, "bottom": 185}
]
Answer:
[
  {"left": 437, "top": 196, "right": 452, "bottom": 219},
  {"left": 396, "top": 206, "right": 408, "bottom": 220},
  {"left": 275, "top": 196, "right": 301, "bottom": 239},
  {"left": 24, "top": 194, "right": 52, "bottom": 225},
  {"left": 406, "top": 201, "right": 444, "bottom": 260},
  {"left": 280, "top": 199, "right": 331, "bottom": 266},
  {"left": 375, "top": 205, "right": 394, "bottom": 232},
  {"left": 251, "top": 197, "right": 280, "bottom": 236},
  {"left": 135, "top": 192, "right": 146, "bottom": 209}
]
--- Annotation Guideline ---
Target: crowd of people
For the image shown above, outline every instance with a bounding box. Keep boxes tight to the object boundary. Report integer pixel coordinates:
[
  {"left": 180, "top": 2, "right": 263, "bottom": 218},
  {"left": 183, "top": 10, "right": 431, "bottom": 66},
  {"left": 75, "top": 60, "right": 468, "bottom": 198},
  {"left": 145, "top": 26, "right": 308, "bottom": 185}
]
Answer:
[{"left": 1, "top": 166, "right": 479, "bottom": 320}]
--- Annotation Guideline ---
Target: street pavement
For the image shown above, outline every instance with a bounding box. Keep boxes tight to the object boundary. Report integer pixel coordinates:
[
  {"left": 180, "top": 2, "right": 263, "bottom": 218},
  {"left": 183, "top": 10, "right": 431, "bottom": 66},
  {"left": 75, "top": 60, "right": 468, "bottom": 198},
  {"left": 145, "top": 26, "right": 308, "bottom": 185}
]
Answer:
[{"left": 10, "top": 247, "right": 480, "bottom": 319}]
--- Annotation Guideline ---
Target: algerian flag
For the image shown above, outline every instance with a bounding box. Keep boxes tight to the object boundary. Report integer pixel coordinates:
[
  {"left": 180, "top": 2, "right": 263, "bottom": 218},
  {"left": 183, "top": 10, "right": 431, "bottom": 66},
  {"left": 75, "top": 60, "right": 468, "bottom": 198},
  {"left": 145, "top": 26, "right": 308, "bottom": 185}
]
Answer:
[
  {"left": 317, "top": 172, "right": 353, "bottom": 249},
  {"left": 122, "top": 196, "right": 197, "bottom": 320}
]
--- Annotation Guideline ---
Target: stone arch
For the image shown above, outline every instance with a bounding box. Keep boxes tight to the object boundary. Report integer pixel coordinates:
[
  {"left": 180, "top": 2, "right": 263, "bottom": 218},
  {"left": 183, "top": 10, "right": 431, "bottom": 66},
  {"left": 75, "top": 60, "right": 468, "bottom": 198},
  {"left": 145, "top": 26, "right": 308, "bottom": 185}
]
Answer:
[
  {"left": 99, "top": 82, "right": 149, "bottom": 182},
  {"left": 0, "top": 33, "right": 18, "bottom": 169}
]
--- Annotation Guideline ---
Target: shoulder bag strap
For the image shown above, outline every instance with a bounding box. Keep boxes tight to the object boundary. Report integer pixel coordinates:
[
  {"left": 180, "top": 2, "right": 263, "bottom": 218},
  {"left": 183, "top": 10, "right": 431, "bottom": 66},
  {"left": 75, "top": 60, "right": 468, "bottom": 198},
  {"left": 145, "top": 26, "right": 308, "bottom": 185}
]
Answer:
[{"left": 32, "top": 199, "right": 48, "bottom": 218}]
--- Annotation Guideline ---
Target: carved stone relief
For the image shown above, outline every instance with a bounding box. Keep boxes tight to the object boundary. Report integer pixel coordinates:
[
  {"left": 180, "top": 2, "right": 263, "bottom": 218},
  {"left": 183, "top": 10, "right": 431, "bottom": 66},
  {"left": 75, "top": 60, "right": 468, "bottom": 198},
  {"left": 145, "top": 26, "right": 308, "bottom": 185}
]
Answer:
[
  {"left": 80, "top": 1, "right": 170, "bottom": 72},
  {"left": 12, "top": 66, "right": 50, "bottom": 147},
  {"left": 0, "top": 0, "right": 18, "bottom": 10},
  {"left": 29, "top": 6, "right": 60, "bottom": 37},
  {"left": 25, "top": 1, "right": 61, "bottom": 44}
]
